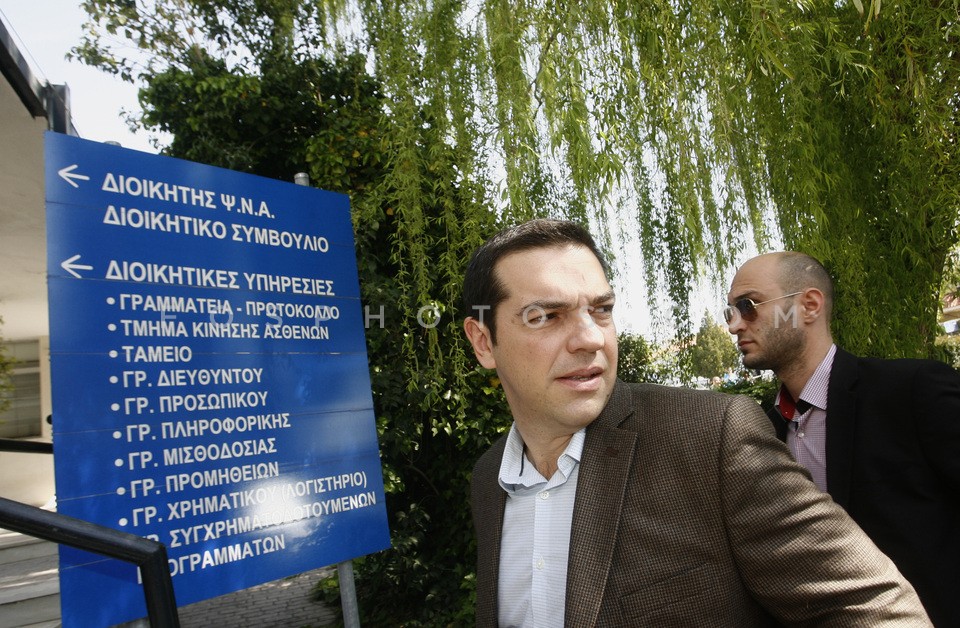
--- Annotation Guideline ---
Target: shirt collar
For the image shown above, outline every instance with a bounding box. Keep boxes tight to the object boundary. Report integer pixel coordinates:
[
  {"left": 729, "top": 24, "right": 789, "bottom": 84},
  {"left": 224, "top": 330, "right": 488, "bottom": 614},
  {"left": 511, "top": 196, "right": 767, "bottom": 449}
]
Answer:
[
  {"left": 802, "top": 343, "right": 836, "bottom": 411},
  {"left": 498, "top": 423, "right": 585, "bottom": 492},
  {"left": 775, "top": 343, "right": 836, "bottom": 414}
]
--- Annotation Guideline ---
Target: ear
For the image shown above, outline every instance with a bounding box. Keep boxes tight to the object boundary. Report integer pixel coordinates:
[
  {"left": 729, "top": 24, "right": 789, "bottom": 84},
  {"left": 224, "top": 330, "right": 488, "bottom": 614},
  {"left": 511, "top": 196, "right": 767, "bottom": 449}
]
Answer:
[
  {"left": 464, "top": 317, "right": 497, "bottom": 369},
  {"left": 798, "top": 288, "right": 826, "bottom": 324}
]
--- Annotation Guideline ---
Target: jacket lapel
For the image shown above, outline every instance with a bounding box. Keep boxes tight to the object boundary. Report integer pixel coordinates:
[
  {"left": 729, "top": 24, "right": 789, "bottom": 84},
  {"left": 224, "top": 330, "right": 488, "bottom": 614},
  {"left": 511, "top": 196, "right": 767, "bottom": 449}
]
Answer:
[
  {"left": 564, "top": 383, "right": 638, "bottom": 628},
  {"left": 826, "top": 348, "right": 859, "bottom": 508},
  {"left": 473, "top": 438, "right": 507, "bottom": 627}
]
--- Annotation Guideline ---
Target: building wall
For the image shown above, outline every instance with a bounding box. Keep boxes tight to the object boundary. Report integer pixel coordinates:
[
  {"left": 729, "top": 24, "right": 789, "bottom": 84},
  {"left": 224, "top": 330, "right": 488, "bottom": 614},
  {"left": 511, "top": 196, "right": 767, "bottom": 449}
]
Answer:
[{"left": 0, "top": 71, "right": 48, "bottom": 343}]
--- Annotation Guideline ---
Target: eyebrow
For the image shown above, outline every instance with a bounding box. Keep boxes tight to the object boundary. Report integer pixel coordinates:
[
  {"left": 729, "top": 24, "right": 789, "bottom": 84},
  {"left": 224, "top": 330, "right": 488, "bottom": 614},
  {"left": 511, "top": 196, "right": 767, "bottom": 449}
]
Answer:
[
  {"left": 515, "top": 290, "right": 616, "bottom": 317},
  {"left": 591, "top": 290, "right": 617, "bottom": 306}
]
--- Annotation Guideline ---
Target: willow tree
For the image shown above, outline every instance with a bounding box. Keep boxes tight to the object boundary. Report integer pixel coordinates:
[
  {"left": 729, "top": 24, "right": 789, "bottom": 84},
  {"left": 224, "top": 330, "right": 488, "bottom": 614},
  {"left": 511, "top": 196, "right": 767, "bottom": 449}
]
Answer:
[
  {"left": 77, "top": 0, "right": 958, "bottom": 355},
  {"left": 355, "top": 0, "right": 957, "bottom": 357}
]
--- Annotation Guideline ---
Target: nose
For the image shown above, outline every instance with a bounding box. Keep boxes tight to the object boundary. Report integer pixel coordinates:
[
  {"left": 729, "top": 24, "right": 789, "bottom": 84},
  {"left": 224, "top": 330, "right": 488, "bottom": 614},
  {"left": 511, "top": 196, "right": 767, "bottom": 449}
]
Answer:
[
  {"left": 567, "top": 307, "right": 606, "bottom": 352},
  {"left": 725, "top": 309, "right": 746, "bottom": 335}
]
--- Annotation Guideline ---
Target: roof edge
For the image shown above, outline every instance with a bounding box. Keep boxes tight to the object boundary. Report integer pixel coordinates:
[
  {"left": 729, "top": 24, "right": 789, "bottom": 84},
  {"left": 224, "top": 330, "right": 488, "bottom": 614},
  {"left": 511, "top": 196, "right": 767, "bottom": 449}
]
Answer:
[{"left": 0, "top": 15, "right": 47, "bottom": 116}]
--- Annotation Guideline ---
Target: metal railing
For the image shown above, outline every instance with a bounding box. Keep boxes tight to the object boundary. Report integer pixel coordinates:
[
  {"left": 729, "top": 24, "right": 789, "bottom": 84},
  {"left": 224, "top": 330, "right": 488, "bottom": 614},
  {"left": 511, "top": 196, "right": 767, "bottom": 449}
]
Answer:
[
  {"left": 0, "top": 439, "right": 179, "bottom": 627},
  {"left": 0, "top": 437, "right": 53, "bottom": 453}
]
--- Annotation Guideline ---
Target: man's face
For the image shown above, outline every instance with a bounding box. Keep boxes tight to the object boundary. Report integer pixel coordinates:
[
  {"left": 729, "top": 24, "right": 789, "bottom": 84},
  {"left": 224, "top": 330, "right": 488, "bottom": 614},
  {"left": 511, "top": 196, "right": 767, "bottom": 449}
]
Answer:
[
  {"left": 726, "top": 256, "right": 804, "bottom": 373},
  {"left": 467, "top": 244, "right": 618, "bottom": 439}
]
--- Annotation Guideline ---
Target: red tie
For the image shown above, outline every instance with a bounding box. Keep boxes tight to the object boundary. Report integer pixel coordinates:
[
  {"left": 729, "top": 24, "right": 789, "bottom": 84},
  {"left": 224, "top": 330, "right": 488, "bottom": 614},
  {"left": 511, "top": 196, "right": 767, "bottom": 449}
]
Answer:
[{"left": 778, "top": 387, "right": 810, "bottom": 420}]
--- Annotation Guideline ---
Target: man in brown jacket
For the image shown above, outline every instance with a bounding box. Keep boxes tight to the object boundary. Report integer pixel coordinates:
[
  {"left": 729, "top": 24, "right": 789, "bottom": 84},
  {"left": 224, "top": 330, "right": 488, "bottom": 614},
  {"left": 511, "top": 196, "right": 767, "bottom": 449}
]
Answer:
[{"left": 462, "top": 219, "right": 929, "bottom": 626}]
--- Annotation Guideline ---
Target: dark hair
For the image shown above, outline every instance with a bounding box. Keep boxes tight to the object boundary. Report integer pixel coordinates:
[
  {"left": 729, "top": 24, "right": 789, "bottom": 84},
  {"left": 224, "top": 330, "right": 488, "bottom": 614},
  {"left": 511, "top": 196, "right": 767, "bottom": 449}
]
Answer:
[
  {"left": 777, "top": 252, "right": 835, "bottom": 322},
  {"left": 461, "top": 219, "right": 609, "bottom": 343}
]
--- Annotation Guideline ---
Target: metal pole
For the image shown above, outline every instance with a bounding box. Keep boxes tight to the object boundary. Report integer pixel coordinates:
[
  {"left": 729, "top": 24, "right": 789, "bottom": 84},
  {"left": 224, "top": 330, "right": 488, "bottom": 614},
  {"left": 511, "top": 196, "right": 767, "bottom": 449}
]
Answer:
[
  {"left": 338, "top": 560, "right": 361, "bottom": 628},
  {"left": 293, "top": 171, "right": 362, "bottom": 628}
]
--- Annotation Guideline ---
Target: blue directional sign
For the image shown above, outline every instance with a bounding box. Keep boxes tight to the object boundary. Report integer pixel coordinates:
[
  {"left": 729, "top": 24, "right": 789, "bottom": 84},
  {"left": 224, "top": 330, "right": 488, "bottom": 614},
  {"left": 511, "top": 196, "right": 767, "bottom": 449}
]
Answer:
[{"left": 44, "top": 132, "right": 391, "bottom": 627}]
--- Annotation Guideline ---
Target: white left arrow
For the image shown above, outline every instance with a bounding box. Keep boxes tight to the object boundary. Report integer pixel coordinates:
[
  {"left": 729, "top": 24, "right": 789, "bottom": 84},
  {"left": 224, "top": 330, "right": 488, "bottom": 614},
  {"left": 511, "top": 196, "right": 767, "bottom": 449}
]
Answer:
[
  {"left": 61, "top": 254, "right": 93, "bottom": 279},
  {"left": 58, "top": 164, "right": 91, "bottom": 188}
]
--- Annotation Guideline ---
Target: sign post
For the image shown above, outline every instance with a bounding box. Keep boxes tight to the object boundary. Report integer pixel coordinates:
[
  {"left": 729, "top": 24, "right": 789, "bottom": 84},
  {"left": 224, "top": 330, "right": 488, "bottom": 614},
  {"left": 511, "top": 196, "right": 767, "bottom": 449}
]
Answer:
[
  {"left": 45, "top": 133, "right": 390, "bottom": 627},
  {"left": 293, "top": 171, "right": 361, "bottom": 628}
]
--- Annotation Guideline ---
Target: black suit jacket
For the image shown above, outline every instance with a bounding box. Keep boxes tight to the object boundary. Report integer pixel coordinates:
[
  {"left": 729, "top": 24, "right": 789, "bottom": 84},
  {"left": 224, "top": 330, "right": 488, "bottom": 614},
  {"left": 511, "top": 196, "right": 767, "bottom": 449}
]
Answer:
[{"left": 769, "top": 348, "right": 960, "bottom": 627}]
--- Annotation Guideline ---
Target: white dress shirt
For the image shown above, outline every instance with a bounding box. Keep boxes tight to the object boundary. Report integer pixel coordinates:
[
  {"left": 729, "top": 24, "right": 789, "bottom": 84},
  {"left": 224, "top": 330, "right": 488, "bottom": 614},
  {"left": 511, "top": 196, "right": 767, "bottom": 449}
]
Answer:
[{"left": 497, "top": 424, "right": 584, "bottom": 628}]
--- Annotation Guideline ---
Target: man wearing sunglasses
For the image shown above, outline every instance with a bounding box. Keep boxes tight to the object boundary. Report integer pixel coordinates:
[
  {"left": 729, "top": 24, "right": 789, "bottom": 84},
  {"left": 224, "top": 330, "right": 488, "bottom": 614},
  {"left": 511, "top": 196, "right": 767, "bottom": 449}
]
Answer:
[{"left": 727, "top": 251, "right": 960, "bottom": 627}]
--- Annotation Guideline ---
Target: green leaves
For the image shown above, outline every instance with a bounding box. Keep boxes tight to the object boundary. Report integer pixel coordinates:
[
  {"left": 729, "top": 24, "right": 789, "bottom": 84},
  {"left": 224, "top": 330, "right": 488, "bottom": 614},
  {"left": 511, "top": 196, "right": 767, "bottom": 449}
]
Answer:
[
  {"left": 687, "top": 313, "right": 741, "bottom": 380},
  {"left": 0, "top": 317, "right": 13, "bottom": 414}
]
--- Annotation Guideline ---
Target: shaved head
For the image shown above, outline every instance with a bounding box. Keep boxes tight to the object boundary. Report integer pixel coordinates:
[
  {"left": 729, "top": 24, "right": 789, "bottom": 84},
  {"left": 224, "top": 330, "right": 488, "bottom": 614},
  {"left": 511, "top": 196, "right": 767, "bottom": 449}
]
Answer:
[{"left": 773, "top": 252, "right": 834, "bottom": 323}]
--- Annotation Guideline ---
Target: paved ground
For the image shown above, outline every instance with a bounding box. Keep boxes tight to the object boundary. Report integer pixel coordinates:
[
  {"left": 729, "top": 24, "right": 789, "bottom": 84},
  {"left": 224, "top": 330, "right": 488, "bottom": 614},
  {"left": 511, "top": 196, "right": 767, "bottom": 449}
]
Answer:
[
  {"left": 177, "top": 567, "right": 336, "bottom": 628},
  {"left": 118, "top": 566, "right": 337, "bottom": 628}
]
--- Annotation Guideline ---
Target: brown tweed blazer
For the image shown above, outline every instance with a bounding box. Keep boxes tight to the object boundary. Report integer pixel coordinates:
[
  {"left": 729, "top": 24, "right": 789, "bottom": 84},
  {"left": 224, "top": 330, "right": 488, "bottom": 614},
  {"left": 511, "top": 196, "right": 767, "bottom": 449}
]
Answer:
[{"left": 471, "top": 381, "right": 930, "bottom": 627}]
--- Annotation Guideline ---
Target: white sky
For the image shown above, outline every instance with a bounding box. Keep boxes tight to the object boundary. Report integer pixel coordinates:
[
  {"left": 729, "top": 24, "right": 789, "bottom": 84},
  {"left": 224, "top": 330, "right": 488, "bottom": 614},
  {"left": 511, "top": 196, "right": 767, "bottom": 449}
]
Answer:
[{"left": 0, "top": 1, "right": 165, "bottom": 154}]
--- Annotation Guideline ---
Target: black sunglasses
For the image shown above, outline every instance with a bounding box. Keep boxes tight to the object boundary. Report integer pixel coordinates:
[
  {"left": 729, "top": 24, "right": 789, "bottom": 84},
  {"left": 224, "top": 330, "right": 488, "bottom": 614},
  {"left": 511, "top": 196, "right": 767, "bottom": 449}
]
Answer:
[{"left": 723, "top": 292, "right": 802, "bottom": 324}]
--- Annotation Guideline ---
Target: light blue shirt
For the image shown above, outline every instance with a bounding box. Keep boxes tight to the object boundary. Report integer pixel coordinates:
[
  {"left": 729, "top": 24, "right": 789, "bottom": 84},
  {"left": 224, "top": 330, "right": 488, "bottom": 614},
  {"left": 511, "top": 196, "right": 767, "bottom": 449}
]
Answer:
[{"left": 497, "top": 424, "right": 584, "bottom": 628}]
